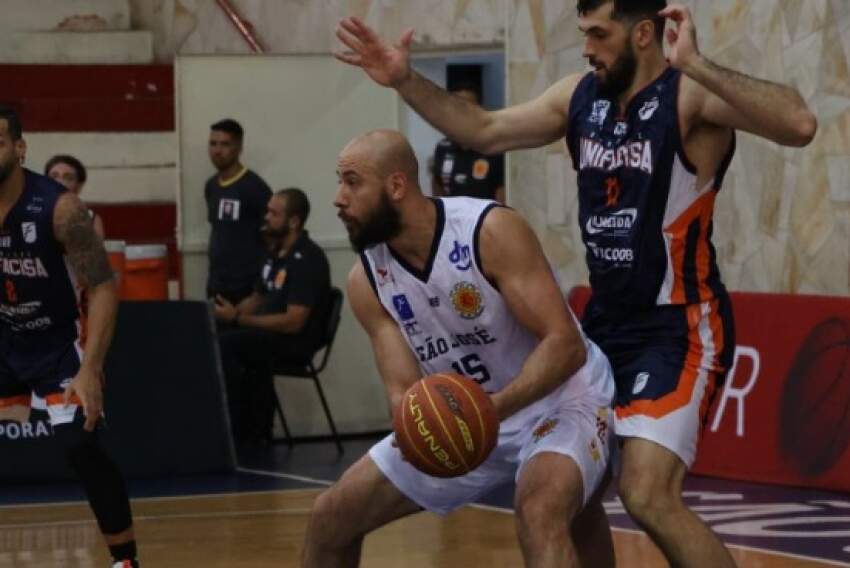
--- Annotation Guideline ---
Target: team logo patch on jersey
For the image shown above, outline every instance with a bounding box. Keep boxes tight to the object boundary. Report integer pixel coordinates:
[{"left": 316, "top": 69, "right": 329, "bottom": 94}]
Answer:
[
  {"left": 450, "top": 282, "right": 484, "bottom": 319},
  {"left": 472, "top": 159, "right": 490, "bottom": 180},
  {"left": 589, "top": 100, "right": 611, "bottom": 125},
  {"left": 533, "top": 418, "right": 559, "bottom": 443},
  {"left": 274, "top": 269, "right": 287, "bottom": 289},
  {"left": 392, "top": 294, "right": 415, "bottom": 321},
  {"left": 22, "top": 222, "right": 37, "bottom": 244},
  {"left": 639, "top": 97, "right": 660, "bottom": 120}
]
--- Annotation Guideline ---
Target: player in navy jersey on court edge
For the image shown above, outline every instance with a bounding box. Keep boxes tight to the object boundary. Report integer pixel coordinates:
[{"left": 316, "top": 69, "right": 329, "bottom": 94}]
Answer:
[
  {"left": 0, "top": 107, "right": 139, "bottom": 568},
  {"left": 335, "top": 1, "right": 817, "bottom": 566}
]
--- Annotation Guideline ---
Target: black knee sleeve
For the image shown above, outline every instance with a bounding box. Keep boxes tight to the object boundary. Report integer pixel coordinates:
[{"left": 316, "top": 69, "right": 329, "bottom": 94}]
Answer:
[{"left": 53, "top": 417, "right": 133, "bottom": 535}]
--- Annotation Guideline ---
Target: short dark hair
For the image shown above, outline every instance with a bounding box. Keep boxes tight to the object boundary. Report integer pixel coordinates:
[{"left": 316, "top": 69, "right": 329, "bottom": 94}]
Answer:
[
  {"left": 0, "top": 106, "right": 23, "bottom": 140},
  {"left": 276, "top": 187, "right": 310, "bottom": 228},
  {"left": 210, "top": 118, "right": 244, "bottom": 142},
  {"left": 45, "top": 154, "right": 87, "bottom": 184},
  {"left": 577, "top": 0, "right": 667, "bottom": 43}
]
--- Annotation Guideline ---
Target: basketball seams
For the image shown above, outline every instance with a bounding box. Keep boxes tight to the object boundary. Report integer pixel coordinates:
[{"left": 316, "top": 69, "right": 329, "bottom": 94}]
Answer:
[
  {"left": 399, "top": 388, "right": 442, "bottom": 475},
  {"left": 422, "top": 377, "right": 472, "bottom": 472},
  {"left": 439, "top": 373, "right": 489, "bottom": 464}
]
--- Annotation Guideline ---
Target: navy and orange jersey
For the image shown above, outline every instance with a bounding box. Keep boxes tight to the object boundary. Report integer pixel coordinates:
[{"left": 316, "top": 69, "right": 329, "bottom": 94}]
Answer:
[
  {"left": 0, "top": 169, "right": 81, "bottom": 341},
  {"left": 566, "top": 67, "right": 735, "bottom": 309}
]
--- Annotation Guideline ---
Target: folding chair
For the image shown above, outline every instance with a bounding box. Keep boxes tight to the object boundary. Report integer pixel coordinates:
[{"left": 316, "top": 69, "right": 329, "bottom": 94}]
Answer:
[{"left": 271, "top": 287, "right": 344, "bottom": 454}]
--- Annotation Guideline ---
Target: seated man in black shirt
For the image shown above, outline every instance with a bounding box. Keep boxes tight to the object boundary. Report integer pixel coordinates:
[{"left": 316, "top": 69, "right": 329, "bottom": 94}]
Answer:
[
  {"left": 431, "top": 85, "right": 505, "bottom": 203},
  {"left": 213, "top": 187, "right": 331, "bottom": 444}
]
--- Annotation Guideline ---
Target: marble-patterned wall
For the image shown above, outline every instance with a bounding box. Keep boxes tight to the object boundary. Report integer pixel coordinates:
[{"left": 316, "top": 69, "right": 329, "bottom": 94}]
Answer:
[
  {"left": 129, "top": 0, "right": 504, "bottom": 61},
  {"left": 131, "top": 0, "right": 848, "bottom": 296},
  {"left": 508, "top": 0, "right": 850, "bottom": 296}
]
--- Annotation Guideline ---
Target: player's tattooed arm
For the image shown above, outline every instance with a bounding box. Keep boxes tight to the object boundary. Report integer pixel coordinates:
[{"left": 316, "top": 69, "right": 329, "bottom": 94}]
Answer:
[
  {"left": 54, "top": 192, "right": 117, "bottom": 430},
  {"left": 53, "top": 192, "right": 113, "bottom": 288}
]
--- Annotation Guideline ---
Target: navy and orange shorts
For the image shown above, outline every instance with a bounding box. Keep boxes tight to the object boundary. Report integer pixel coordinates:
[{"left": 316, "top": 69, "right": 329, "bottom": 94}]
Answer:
[
  {"left": 582, "top": 293, "right": 735, "bottom": 467},
  {"left": 0, "top": 326, "right": 83, "bottom": 426}
]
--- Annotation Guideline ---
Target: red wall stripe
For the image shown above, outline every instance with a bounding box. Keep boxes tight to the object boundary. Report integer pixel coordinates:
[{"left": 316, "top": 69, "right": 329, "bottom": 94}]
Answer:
[{"left": 2, "top": 64, "right": 174, "bottom": 132}]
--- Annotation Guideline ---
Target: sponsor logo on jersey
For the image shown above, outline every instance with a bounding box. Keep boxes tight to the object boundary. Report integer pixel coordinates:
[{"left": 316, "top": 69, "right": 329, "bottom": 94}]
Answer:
[
  {"left": 0, "top": 302, "right": 41, "bottom": 317},
  {"left": 579, "top": 137, "right": 653, "bottom": 174},
  {"left": 639, "top": 97, "right": 660, "bottom": 120},
  {"left": 449, "top": 240, "right": 472, "bottom": 271},
  {"left": 585, "top": 208, "right": 637, "bottom": 236},
  {"left": 392, "top": 294, "right": 415, "bottom": 321},
  {"left": 589, "top": 100, "right": 611, "bottom": 125},
  {"left": 273, "top": 269, "right": 287, "bottom": 290},
  {"left": 532, "top": 417, "right": 559, "bottom": 443},
  {"left": 587, "top": 242, "right": 634, "bottom": 263},
  {"left": 472, "top": 159, "right": 490, "bottom": 180},
  {"left": 376, "top": 267, "right": 394, "bottom": 286},
  {"left": 450, "top": 282, "right": 484, "bottom": 320},
  {"left": 453, "top": 173, "right": 468, "bottom": 185},
  {"left": 632, "top": 371, "right": 650, "bottom": 394},
  {"left": 0, "top": 419, "right": 51, "bottom": 440},
  {"left": 589, "top": 437, "right": 601, "bottom": 462},
  {"left": 614, "top": 121, "right": 628, "bottom": 136},
  {"left": 22, "top": 222, "right": 37, "bottom": 244},
  {"left": 403, "top": 319, "right": 422, "bottom": 337},
  {"left": 0, "top": 236, "right": 10, "bottom": 248},
  {"left": 0, "top": 256, "right": 49, "bottom": 278},
  {"left": 596, "top": 407, "right": 610, "bottom": 445},
  {"left": 428, "top": 296, "right": 440, "bottom": 307}
]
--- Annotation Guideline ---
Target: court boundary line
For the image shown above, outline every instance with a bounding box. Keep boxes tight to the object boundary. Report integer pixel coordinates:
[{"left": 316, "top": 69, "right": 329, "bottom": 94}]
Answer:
[
  {"left": 235, "top": 467, "right": 334, "bottom": 487},
  {"left": 0, "top": 467, "right": 330, "bottom": 511},
  {"left": 470, "top": 503, "right": 850, "bottom": 567},
  {"left": 0, "top": 507, "right": 316, "bottom": 530}
]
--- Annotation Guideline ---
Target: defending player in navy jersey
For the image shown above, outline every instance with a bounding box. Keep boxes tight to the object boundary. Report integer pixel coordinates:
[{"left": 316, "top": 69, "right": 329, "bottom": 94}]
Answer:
[
  {"left": 0, "top": 107, "right": 139, "bottom": 568},
  {"left": 303, "top": 130, "right": 616, "bottom": 567},
  {"left": 335, "top": 2, "right": 817, "bottom": 566}
]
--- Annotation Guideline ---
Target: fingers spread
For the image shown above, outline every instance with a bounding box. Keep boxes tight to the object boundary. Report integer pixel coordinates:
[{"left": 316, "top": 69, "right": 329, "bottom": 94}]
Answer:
[
  {"left": 334, "top": 51, "right": 363, "bottom": 66},
  {"left": 336, "top": 26, "right": 366, "bottom": 53}
]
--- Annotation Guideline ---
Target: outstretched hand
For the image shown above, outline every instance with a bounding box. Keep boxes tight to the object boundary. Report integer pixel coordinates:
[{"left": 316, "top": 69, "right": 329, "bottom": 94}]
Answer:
[
  {"left": 334, "top": 16, "right": 415, "bottom": 88},
  {"left": 659, "top": 4, "right": 701, "bottom": 71}
]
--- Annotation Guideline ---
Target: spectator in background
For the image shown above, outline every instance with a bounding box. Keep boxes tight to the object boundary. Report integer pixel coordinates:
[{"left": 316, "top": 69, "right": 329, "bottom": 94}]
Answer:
[
  {"left": 431, "top": 85, "right": 505, "bottom": 203},
  {"left": 206, "top": 118, "right": 272, "bottom": 305},
  {"left": 214, "top": 188, "right": 331, "bottom": 445},
  {"left": 45, "top": 154, "right": 105, "bottom": 238}
]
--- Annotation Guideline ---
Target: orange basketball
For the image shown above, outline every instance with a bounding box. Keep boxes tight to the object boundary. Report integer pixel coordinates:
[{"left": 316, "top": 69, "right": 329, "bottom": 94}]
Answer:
[{"left": 393, "top": 372, "right": 499, "bottom": 478}]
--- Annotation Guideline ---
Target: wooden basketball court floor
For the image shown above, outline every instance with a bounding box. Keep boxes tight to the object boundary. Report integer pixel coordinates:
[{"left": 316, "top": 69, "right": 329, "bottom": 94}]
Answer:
[{"left": 1, "top": 439, "right": 848, "bottom": 567}]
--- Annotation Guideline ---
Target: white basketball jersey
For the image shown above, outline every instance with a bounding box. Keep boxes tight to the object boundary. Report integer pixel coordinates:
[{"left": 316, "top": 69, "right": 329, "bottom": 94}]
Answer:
[{"left": 361, "top": 198, "right": 611, "bottom": 431}]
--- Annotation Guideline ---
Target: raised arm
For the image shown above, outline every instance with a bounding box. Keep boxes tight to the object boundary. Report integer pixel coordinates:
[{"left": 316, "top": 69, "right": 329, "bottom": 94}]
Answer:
[
  {"left": 53, "top": 192, "right": 117, "bottom": 431},
  {"left": 348, "top": 262, "right": 421, "bottom": 414},
  {"left": 664, "top": 4, "right": 817, "bottom": 146},
  {"left": 478, "top": 207, "right": 587, "bottom": 420},
  {"left": 335, "top": 16, "right": 579, "bottom": 154}
]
